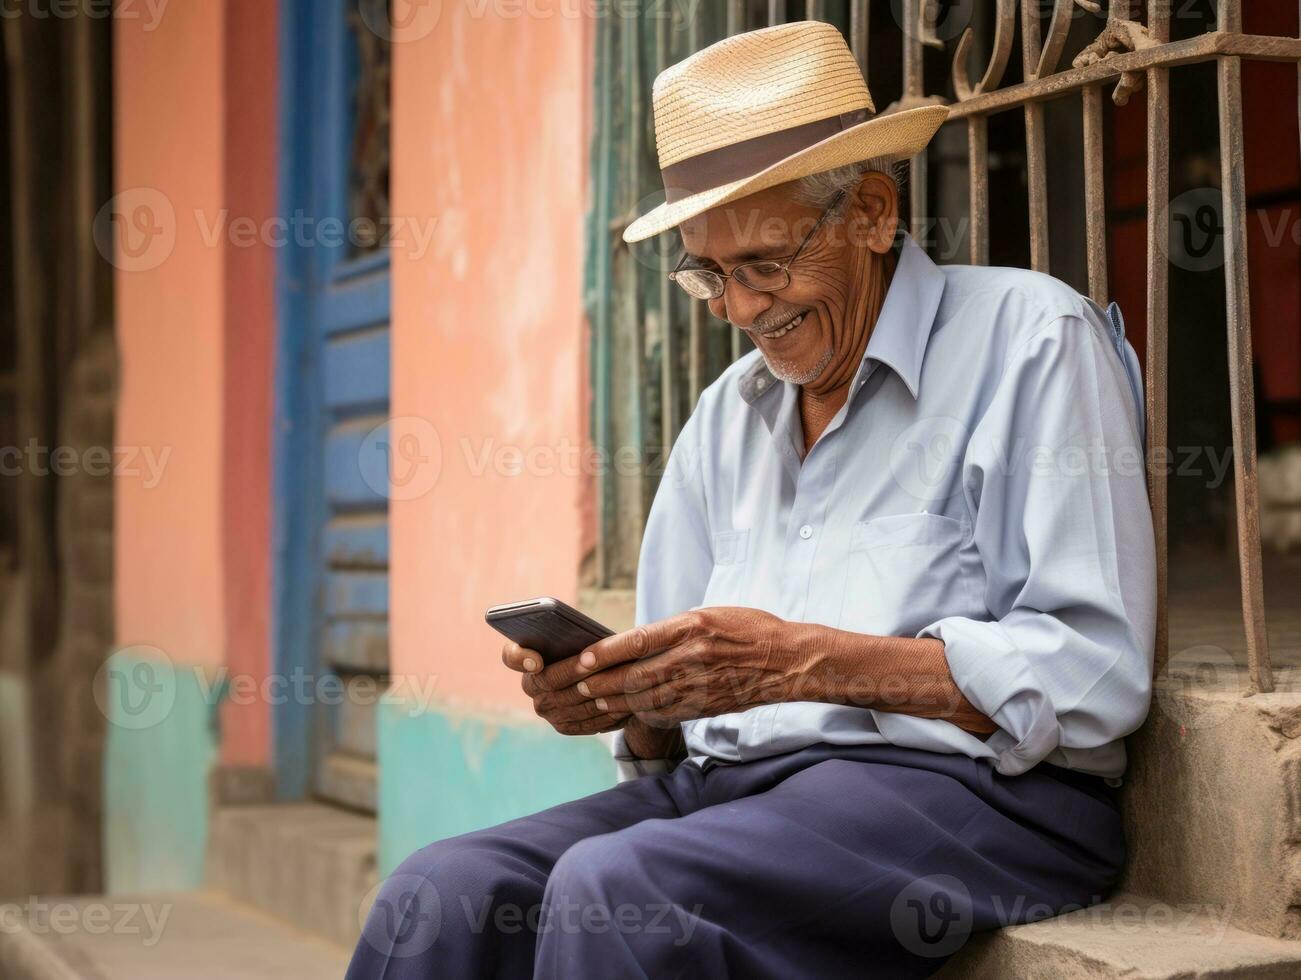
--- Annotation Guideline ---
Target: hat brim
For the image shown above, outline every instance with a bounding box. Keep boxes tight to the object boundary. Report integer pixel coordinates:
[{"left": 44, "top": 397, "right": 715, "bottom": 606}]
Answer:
[{"left": 623, "top": 103, "right": 950, "bottom": 244}]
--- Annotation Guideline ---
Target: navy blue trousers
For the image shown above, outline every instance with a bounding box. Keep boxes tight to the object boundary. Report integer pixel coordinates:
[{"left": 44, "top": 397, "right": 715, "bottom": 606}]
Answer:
[{"left": 347, "top": 743, "right": 1124, "bottom": 979}]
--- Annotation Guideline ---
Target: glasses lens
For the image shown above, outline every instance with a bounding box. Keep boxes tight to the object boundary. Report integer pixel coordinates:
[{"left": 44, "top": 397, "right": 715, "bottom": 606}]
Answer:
[
  {"left": 672, "top": 268, "right": 724, "bottom": 300},
  {"left": 733, "top": 261, "right": 788, "bottom": 292}
]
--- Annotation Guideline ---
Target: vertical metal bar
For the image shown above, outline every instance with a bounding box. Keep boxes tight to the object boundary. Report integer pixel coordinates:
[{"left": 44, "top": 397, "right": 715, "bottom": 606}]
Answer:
[
  {"left": 805, "top": 0, "right": 825, "bottom": 21},
  {"left": 849, "top": 0, "right": 870, "bottom": 77},
  {"left": 1021, "top": 0, "right": 1050, "bottom": 272},
  {"left": 619, "top": 12, "right": 648, "bottom": 565},
  {"left": 727, "top": 0, "right": 744, "bottom": 35},
  {"left": 69, "top": 12, "right": 97, "bottom": 347},
  {"left": 1146, "top": 0, "right": 1170, "bottom": 677},
  {"left": 1082, "top": 84, "right": 1109, "bottom": 304},
  {"left": 727, "top": 0, "right": 745, "bottom": 363},
  {"left": 968, "top": 115, "right": 989, "bottom": 265},
  {"left": 592, "top": 16, "right": 616, "bottom": 585},
  {"left": 1217, "top": 31, "right": 1274, "bottom": 693},
  {"left": 687, "top": 10, "right": 707, "bottom": 403},
  {"left": 655, "top": 11, "right": 679, "bottom": 448},
  {"left": 902, "top": 0, "right": 927, "bottom": 242},
  {"left": 768, "top": 0, "right": 787, "bottom": 26}
]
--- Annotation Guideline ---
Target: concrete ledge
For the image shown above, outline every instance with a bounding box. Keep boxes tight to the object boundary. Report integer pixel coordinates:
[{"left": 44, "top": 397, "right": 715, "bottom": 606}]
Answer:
[
  {"left": 942, "top": 893, "right": 1301, "bottom": 979},
  {"left": 206, "top": 803, "right": 377, "bottom": 949},
  {"left": 1122, "top": 659, "right": 1301, "bottom": 940},
  {"left": 0, "top": 892, "right": 348, "bottom": 980}
]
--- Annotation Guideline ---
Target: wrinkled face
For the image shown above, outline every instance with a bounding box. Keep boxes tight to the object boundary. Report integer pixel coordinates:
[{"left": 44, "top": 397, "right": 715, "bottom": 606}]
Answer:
[{"left": 677, "top": 174, "right": 897, "bottom": 386}]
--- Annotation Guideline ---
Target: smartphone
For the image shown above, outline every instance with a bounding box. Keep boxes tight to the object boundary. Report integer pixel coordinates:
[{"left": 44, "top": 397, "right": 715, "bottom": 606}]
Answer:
[{"left": 485, "top": 597, "right": 615, "bottom": 666}]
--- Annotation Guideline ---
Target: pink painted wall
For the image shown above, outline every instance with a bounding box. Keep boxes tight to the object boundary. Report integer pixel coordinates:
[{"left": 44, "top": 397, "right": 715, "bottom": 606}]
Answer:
[
  {"left": 115, "top": 0, "right": 276, "bottom": 764},
  {"left": 390, "top": 10, "right": 595, "bottom": 708},
  {"left": 219, "top": 0, "right": 278, "bottom": 766},
  {"left": 115, "top": 2, "right": 228, "bottom": 669}
]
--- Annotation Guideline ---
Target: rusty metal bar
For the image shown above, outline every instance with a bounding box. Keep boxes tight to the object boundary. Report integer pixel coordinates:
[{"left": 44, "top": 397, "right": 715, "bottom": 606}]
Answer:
[
  {"left": 1022, "top": 0, "right": 1050, "bottom": 272},
  {"left": 622, "top": 12, "right": 648, "bottom": 560},
  {"left": 1146, "top": 0, "right": 1170, "bottom": 678},
  {"left": 728, "top": 0, "right": 745, "bottom": 363},
  {"left": 726, "top": 0, "right": 744, "bottom": 35},
  {"left": 967, "top": 115, "right": 989, "bottom": 265},
  {"left": 655, "top": 9, "right": 679, "bottom": 448},
  {"left": 1217, "top": 5, "right": 1275, "bottom": 693},
  {"left": 687, "top": 9, "right": 707, "bottom": 404},
  {"left": 902, "top": 0, "right": 927, "bottom": 241},
  {"left": 943, "top": 32, "right": 1301, "bottom": 120},
  {"left": 849, "top": 0, "right": 869, "bottom": 77},
  {"left": 1082, "top": 84, "right": 1108, "bottom": 304}
]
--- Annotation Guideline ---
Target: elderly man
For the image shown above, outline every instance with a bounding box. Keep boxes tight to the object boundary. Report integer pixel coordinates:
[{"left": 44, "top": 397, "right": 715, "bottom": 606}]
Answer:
[{"left": 350, "top": 21, "right": 1155, "bottom": 980}]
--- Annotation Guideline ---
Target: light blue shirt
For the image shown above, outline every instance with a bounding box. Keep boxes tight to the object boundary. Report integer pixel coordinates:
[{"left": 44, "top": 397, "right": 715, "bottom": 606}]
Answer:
[{"left": 631, "top": 235, "right": 1156, "bottom": 779}]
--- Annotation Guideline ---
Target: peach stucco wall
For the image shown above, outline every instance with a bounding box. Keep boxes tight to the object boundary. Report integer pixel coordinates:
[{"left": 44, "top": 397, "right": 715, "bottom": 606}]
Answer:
[
  {"left": 390, "top": 10, "right": 594, "bottom": 708},
  {"left": 115, "top": 3, "right": 227, "bottom": 669},
  {"left": 115, "top": 1, "right": 276, "bottom": 764}
]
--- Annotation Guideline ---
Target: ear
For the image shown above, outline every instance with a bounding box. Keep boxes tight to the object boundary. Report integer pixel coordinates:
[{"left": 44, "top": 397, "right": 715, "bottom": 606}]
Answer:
[{"left": 846, "top": 169, "right": 899, "bottom": 255}]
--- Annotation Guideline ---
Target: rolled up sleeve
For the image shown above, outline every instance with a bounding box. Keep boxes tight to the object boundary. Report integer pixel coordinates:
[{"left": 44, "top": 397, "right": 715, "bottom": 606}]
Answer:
[{"left": 920, "top": 313, "right": 1156, "bottom": 776}]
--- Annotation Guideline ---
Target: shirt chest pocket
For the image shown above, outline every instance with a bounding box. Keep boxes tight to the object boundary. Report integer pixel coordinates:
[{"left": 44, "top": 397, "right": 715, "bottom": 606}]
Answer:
[
  {"left": 837, "top": 513, "right": 982, "bottom": 637},
  {"left": 701, "top": 529, "right": 751, "bottom": 608}
]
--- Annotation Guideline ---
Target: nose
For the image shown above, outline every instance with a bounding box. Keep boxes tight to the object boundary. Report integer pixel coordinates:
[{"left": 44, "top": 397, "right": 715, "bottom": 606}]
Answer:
[{"left": 715, "top": 277, "right": 773, "bottom": 331}]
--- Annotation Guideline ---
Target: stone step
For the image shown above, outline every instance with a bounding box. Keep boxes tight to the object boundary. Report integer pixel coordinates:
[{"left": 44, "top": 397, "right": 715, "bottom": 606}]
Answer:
[
  {"left": 205, "top": 801, "right": 377, "bottom": 949},
  {"left": 1121, "top": 657, "right": 1301, "bottom": 940},
  {"left": 941, "top": 892, "right": 1301, "bottom": 979},
  {"left": 0, "top": 891, "right": 349, "bottom": 980}
]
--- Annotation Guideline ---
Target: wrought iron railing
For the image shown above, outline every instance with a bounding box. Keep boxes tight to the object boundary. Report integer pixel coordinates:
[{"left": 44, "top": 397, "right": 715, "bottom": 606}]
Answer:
[{"left": 585, "top": 0, "right": 1301, "bottom": 693}]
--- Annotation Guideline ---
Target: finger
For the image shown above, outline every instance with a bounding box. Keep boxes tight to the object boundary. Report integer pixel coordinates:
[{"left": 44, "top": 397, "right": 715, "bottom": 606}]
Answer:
[
  {"left": 540, "top": 697, "right": 615, "bottom": 725},
  {"left": 553, "top": 713, "right": 630, "bottom": 737},
  {"left": 501, "top": 641, "right": 544, "bottom": 674},
  {"left": 587, "top": 683, "right": 684, "bottom": 717},
  {"left": 529, "top": 680, "right": 592, "bottom": 711},
  {"left": 537, "top": 616, "right": 691, "bottom": 691},
  {"left": 576, "top": 658, "right": 675, "bottom": 698}
]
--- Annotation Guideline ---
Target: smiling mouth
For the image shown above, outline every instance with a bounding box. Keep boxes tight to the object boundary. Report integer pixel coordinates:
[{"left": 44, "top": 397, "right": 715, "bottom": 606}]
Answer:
[{"left": 757, "top": 311, "right": 809, "bottom": 341}]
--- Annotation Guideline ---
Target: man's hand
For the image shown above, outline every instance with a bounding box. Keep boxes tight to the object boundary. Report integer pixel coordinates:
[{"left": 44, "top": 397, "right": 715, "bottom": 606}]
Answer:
[
  {"left": 534, "top": 607, "right": 802, "bottom": 725},
  {"left": 501, "top": 641, "right": 631, "bottom": 736}
]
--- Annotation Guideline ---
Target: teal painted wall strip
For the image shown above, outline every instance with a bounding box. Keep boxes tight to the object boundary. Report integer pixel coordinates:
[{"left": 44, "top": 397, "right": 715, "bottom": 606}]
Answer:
[
  {"left": 377, "top": 697, "right": 617, "bottom": 876},
  {"left": 103, "top": 649, "right": 217, "bottom": 893}
]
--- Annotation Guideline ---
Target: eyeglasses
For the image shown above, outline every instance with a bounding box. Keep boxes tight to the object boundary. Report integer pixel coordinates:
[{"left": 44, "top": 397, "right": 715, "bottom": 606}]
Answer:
[{"left": 667, "top": 192, "right": 845, "bottom": 302}]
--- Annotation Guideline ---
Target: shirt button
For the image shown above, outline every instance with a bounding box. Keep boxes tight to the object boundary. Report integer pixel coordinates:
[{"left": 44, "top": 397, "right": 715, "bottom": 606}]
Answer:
[{"left": 799, "top": 524, "right": 813, "bottom": 539}]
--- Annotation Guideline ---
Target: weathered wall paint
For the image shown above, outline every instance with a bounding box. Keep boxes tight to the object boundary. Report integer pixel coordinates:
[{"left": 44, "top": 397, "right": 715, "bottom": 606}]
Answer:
[
  {"left": 378, "top": 697, "right": 615, "bottom": 875},
  {"left": 115, "top": 0, "right": 277, "bottom": 769},
  {"left": 389, "top": 5, "right": 595, "bottom": 707},
  {"left": 103, "top": 649, "right": 218, "bottom": 893},
  {"left": 114, "top": 0, "right": 227, "bottom": 671},
  {"left": 219, "top": 0, "right": 278, "bottom": 768}
]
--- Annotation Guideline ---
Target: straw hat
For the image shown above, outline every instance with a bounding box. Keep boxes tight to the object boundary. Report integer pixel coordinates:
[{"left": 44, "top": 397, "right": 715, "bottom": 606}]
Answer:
[{"left": 623, "top": 21, "right": 949, "bottom": 244}]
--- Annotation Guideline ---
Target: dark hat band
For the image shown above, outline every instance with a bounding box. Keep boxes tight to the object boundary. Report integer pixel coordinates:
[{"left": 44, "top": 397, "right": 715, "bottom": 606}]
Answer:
[{"left": 660, "top": 108, "right": 871, "bottom": 204}]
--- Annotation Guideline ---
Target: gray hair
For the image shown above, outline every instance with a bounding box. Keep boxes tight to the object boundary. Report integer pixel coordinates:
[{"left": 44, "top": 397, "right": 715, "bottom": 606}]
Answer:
[{"left": 793, "top": 158, "right": 906, "bottom": 214}]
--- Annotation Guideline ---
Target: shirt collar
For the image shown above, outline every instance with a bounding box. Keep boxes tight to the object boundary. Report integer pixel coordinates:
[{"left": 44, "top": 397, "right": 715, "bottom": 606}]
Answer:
[{"left": 738, "top": 233, "right": 945, "bottom": 405}]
